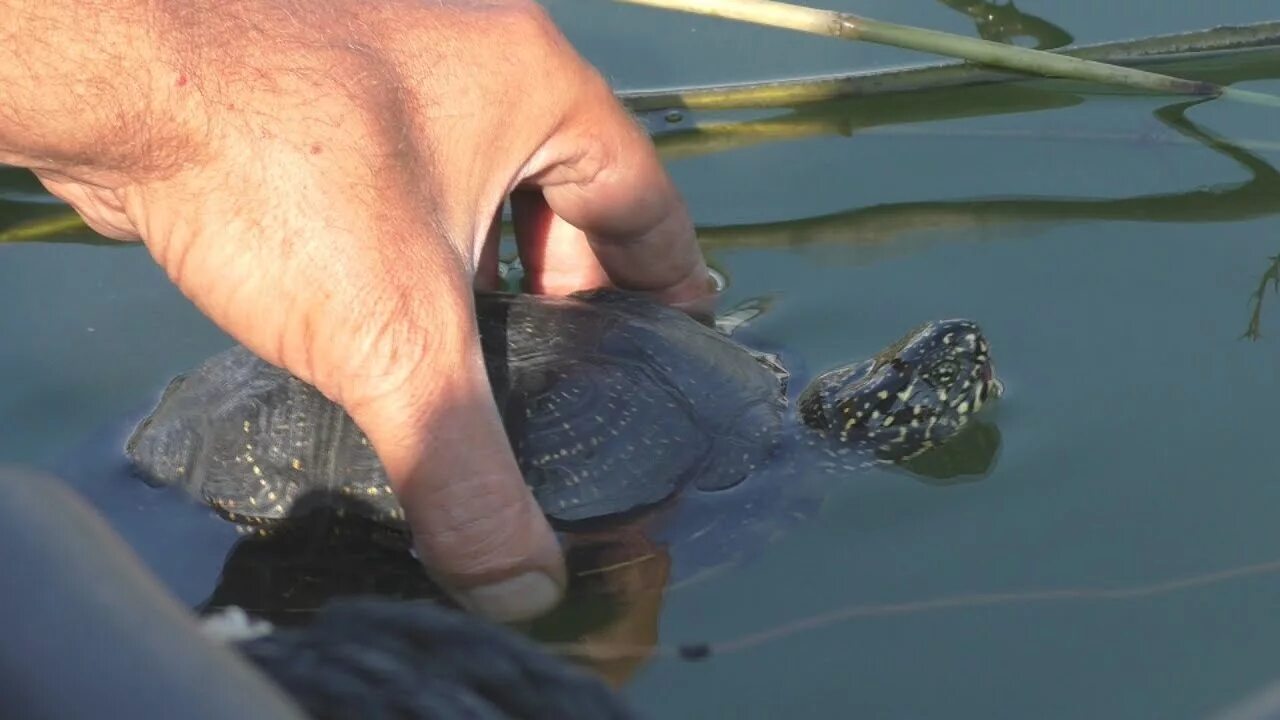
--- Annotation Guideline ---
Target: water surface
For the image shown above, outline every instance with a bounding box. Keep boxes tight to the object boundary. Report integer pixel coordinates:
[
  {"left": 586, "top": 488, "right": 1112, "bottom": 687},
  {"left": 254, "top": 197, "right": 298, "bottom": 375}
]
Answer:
[{"left": 4, "top": 2, "right": 1280, "bottom": 717}]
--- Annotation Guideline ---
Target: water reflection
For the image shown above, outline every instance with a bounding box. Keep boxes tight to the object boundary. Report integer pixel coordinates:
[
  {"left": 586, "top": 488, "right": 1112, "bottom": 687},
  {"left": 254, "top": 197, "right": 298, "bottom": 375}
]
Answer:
[
  {"left": 193, "top": 407, "right": 1001, "bottom": 684},
  {"left": 935, "top": 0, "right": 1073, "bottom": 50},
  {"left": 696, "top": 101, "right": 1280, "bottom": 252},
  {"left": 1243, "top": 253, "right": 1280, "bottom": 340}
]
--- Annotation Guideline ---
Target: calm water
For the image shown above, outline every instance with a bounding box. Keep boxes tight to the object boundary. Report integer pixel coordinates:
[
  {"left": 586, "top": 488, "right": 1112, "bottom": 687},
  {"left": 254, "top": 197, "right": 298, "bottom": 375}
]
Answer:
[{"left": 4, "top": 2, "right": 1280, "bottom": 717}]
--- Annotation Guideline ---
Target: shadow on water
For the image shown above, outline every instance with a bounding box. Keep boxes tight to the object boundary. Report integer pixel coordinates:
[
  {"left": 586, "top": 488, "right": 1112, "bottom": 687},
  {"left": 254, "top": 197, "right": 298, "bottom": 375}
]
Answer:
[{"left": 199, "top": 497, "right": 441, "bottom": 625}]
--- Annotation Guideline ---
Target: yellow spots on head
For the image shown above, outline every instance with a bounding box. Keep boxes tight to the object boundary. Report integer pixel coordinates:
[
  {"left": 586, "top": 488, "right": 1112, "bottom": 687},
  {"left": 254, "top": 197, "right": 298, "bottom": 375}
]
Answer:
[{"left": 957, "top": 400, "right": 970, "bottom": 415}]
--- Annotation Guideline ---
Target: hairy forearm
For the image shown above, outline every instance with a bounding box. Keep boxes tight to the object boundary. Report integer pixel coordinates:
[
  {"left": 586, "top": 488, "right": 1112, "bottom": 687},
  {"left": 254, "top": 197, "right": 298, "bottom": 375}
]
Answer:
[
  {"left": 0, "top": 0, "right": 175, "bottom": 172},
  {"left": 0, "top": 0, "right": 421, "bottom": 182}
]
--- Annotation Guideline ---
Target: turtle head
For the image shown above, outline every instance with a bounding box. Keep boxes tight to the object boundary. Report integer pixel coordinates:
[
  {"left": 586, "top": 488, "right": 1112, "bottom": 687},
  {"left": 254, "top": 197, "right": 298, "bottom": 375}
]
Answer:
[{"left": 797, "top": 319, "right": 1001, "bottom": 461}]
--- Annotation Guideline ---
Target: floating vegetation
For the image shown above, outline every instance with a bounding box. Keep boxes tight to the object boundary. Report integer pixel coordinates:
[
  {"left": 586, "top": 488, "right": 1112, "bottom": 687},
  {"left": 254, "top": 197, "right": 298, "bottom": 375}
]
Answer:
[
  {"left": 616, "top": 0, "right": 1280, "bottom": 108},
  {"left": 1243, "top": 253, "right": 1280, "bottom": 340}
]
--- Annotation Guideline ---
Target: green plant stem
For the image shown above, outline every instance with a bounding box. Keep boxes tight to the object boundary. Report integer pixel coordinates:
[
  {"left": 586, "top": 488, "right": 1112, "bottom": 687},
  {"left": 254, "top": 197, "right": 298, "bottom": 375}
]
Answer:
[
  {"left": 621, "top": 23, "right": 1280, "bottom": 111},
  {"left": 615, "top": 0, "right": 1280, "bottom": 106}
]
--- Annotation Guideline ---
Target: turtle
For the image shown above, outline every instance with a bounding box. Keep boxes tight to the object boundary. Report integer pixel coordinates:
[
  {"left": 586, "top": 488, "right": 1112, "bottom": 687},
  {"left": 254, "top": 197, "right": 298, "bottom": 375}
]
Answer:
[{"left": 126, "top": 288, "right": 1002, "bottom": 531}]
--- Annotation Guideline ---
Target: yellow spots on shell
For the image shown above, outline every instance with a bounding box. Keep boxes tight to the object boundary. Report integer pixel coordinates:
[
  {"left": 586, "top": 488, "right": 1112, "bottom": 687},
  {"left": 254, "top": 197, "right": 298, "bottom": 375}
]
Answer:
[
  {"left": 243, "top": 420, "right": 251, "bottom": 433},
  {"left": 290, "top": 458, "right": 303, "bottom": 471},
  {"left": 957, "top": 400, "right": 971, "bottom": 415},
  {"left": 877, "top": 390, "right": 889, "bottom": 400},
  {"left": 883, "top": 415, "right": 895, "bottom": 427},
  {"left": 251, "top": 465, "right": 262, "bottom": 477}
]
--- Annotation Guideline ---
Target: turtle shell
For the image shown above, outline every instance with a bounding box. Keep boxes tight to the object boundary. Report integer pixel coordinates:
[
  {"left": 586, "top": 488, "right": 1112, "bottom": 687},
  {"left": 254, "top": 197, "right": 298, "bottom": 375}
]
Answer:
[{"left": 126, "top": 289, "right": 786, "bottom": 525}]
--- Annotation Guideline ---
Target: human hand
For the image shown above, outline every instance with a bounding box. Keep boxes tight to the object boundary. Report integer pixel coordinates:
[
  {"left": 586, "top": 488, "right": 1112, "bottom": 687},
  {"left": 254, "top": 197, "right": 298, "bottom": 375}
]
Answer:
[{"left": 0, "top": 0, "right": 709, "bottom": 620}]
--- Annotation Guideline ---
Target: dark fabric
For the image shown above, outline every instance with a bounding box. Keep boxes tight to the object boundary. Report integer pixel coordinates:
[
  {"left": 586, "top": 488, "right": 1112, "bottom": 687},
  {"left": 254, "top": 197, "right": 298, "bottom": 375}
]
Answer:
[{"left": 240, "top": 599, "right": 638, "bottom": 720}]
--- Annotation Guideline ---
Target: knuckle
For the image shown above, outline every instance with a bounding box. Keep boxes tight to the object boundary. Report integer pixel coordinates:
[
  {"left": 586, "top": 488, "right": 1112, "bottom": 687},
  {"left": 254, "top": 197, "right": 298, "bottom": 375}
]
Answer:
[
  {"left": 331, "top": 291, "right": 443, "bottom": 414},
  {"left": 489, "top": 0, "right": 559, "bottom": 41}
]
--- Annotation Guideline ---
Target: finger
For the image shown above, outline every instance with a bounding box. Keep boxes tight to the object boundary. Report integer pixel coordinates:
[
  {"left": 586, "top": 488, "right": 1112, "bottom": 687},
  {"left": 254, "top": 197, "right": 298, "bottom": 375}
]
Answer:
[
  {"left": 516, "top": 77, "right": 713, "bottom": 304},
  {"left": 510, "top": 189, "right": 609, "bottom": 295},
  {"left": 340, "top": 287, "right": 566, "bottom": 622},
  {"left": 474, "top": 203, "right": 504, "bottom": 292}
]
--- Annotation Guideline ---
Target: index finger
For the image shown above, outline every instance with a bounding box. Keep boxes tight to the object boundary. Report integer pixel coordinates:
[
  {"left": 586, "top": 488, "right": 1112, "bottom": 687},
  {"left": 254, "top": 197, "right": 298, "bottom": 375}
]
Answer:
[{"left": 513, "top": 74, "right": 712, "bottom": 304}]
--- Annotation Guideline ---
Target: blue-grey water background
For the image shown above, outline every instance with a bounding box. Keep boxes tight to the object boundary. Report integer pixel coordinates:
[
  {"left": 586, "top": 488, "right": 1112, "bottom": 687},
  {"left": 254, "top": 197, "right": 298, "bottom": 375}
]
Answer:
[{"left": 4, "top": 1, "right": 1280, "bottom": 717}]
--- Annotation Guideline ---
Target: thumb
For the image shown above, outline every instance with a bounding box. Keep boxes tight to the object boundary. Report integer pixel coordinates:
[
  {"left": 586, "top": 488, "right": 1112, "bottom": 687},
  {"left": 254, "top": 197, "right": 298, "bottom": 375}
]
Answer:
[{"left": 340, "top": 298, "right": 566, "bottom": 622}]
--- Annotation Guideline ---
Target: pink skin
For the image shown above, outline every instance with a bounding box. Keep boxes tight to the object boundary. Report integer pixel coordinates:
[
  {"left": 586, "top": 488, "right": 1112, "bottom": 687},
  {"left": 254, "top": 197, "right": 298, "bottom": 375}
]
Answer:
[{"left": 0, "top": 0, "right": 711, "bottom": 621}]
